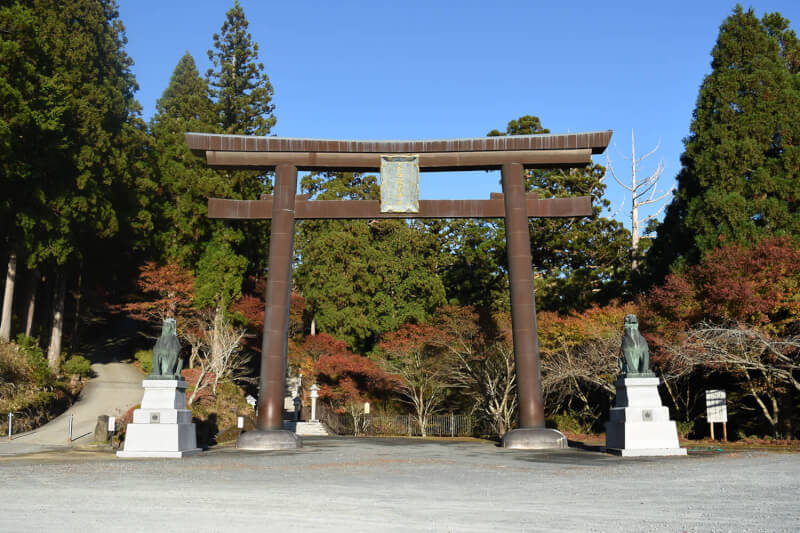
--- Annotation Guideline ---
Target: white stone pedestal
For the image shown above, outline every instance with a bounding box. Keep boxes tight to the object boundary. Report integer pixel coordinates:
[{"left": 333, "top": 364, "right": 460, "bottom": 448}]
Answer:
[
  {"left": 117, "top": 379, "right": 201, "bottom": 458},
  {"left": 606, "top": 377, "right": 686, "bottom": 457}
]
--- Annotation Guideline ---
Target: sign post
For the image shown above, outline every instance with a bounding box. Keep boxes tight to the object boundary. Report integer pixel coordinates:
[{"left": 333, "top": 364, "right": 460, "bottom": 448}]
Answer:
[{"left": 705, "top": 389, "right": 728, "bottom": 441}]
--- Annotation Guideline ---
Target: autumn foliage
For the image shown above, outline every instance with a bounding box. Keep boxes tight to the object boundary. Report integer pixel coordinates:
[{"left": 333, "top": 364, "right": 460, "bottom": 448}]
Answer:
[
  {"left": 231, "top": 276, "right": 306, "bottom": 349},
  {"left": 290, "top": 333, "right": 397, "bottom": 411},
  {"left": 121, "top": 261, "right": 195, "bottom": 324},
  {"left": 637, "top": 237, "right": 800, "bottom": 437},
  {"left": 644, "top": 237, "right": 800, "bottom": 338},
  {"left": 536, "top": 302, "right": 635, "bottom": 430}
]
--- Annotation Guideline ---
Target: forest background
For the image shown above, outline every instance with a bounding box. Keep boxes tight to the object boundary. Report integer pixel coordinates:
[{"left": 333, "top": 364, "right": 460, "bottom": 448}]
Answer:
[{"left": 1, "top": 1, "right": 799, "bottom": 442}]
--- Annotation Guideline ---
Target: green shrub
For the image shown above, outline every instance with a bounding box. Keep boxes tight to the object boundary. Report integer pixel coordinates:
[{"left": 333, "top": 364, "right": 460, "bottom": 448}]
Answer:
[
  {"left": 549, "top": 410, "right": 593, "bottom": 434},
  {"left": 676, "top": 420, "right": 694, "bottom": 439},
  {"left": 62, "top": 355, "right": 92, "bottom": 377},
  {"left": 15, "top": 334, "right": 53, "bottom": 386},
  {"left": 134, "top": 349, "right": 153, "bottom": 374}
]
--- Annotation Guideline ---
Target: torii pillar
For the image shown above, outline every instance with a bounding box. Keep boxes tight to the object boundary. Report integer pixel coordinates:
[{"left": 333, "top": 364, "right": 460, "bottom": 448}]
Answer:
[{"left": 187, "top": 130, "right": 612, "bottom": 450}]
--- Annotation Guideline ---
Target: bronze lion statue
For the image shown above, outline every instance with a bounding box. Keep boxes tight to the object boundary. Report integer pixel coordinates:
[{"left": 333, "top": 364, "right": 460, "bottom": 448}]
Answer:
[
  {"left": 150, "top": 318, "right": 183, "bottom": 379},
  {"left": 618, "top": 314, "right": 654, "bottom": 377}
]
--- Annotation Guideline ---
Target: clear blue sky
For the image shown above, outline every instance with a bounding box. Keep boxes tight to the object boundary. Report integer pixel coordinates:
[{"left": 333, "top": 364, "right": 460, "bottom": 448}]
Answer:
[{"left": 117, "top": 0, "right": 800, "bottom": 232}]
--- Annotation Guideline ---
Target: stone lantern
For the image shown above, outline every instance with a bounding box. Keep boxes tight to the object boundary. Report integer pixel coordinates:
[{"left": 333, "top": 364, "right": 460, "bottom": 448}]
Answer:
[{"left": 309, "top": 384, "right": 320, "bottom": 422}]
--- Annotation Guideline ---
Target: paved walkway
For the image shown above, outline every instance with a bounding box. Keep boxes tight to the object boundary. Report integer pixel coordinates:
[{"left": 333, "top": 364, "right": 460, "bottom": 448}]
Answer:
[
  {"left": 0, "top": 438, "right": 797, "bottom": 532},
  {"left": 0, "top": 318, "right": 143, "bottom": 456}
]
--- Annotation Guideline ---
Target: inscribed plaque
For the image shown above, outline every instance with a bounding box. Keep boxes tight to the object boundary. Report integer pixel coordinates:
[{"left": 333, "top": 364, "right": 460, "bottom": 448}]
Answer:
[{"left": 380, "top": 155, "right": 419, "bottom": 213}]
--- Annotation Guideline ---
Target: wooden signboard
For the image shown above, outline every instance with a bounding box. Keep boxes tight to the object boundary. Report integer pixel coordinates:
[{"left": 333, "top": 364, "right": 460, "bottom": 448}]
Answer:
[{"left": 705, "top": 389, "right": 728, "bottom": 440}]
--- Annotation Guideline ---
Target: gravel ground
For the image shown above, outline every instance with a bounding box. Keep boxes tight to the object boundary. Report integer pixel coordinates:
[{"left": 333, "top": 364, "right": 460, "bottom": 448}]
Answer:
[{"left": 0, "top": 437, "right": 797, "bottom": 532}]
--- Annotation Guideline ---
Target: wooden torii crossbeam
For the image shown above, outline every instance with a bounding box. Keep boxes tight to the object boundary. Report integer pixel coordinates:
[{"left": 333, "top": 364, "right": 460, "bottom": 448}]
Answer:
[{"left": 186, "top": 130, "right": 612, "bottom": 450}]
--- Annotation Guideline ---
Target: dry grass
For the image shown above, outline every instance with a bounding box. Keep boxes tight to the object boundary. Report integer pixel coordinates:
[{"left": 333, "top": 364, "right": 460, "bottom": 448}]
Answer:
[{"left": 0, "top": 339, "right": 79, "bottom": 434}]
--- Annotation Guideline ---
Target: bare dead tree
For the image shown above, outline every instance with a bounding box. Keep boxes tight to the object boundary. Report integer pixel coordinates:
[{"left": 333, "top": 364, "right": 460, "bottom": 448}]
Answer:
[
  {"left": 205, "top": 312, "right": 249, "bottom": 395},
  {"left": 541, "top": 332, "right": 620, "bottom": 426},
  {"left": 449, "top": 341, "right": 518, "bottom": 438},
  {"left": 607, "top": 129, "right": 674, "bottom": 270},
  {"left": 430, "top": 308, "right": 517, "bottom": 438},
  {"left": 343, "top": 400, "right": 370, "bottom": 437},
  {"left": 186, "top": 310, "right": 249, "bottom": 406},
  {"left": 655, "top": 344, "right": 705, "bottom": 425},
  {"left": 186, "top": 348, "right": 211, "bottom": 407},
  {"left": 380, "top": 347, "right": 455, "bottom": 438}
]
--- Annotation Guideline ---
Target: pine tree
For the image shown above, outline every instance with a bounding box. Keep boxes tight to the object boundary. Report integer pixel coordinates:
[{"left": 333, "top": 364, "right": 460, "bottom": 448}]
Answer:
[
  {"left": 0, "top": 0, "right": 148, "bottom": 365},
  {"left": 194, "top": 227, "right": 248, "bottom": 314},
  {"left": 647, "top": 6, "right": 800, "bottom": 282},
  {"left": 294, "top": 173, "right": 447, "bottom": 353},
  {"left": 436, "top": 218, "right": 509, "bottom": 312},
  {"left": 150, "top": 52, "right": 225, "bottom": 266},
  {"left": 205, "top": 1, "right": 276, "bottom": 275},
  {"left": 478, "top": 116, "right": 631, "bottom": 312},
  {"left": 207, "top": 0, "right": 276, "bottom": 136},
  {"left": 0, "top": 1, "right": 47, "bottom": 340}
]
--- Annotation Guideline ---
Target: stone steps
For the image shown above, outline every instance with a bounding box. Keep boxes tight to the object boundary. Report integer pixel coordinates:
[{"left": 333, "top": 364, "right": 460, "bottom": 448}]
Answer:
[{"left": 282, "top": 421, "right": 333, "bottom": 436}]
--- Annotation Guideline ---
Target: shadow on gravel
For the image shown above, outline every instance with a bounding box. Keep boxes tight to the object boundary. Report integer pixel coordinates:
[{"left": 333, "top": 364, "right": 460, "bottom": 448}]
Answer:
[
  {"left": 567, "top": 439, "right": 606, "bottom": 453},
  {"left": 208, "top": 447, "right": 306, "bottom": 458},
  {"left": 300, "top": 437, "right": 483, "bottom": 448},
  {"left": 509, "top": 449, "right": 632, "bottom": 467}
]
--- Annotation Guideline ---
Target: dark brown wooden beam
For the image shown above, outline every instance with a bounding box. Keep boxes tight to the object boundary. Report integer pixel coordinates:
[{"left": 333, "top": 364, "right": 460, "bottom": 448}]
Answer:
[
  {"left": 186, "top": 131, "right": 612, "bottom": 155},
  {"left": 204, "top": 149, "right": 592, "bottom": 171},
  {"left": 207, "top": 194, "right": 592, "bottom": 220}
]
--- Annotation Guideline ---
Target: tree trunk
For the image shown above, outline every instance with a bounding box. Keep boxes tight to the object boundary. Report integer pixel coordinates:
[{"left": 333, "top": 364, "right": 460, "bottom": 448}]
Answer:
[
  {"left": 630, "top": 130, "right": 640, "bottom": 272},
  {"left": 189, "top": 344, "right": 198, "bottom": 369},
  {"left": 661, "top": 378, "right": 684, "bottom": 420},
  {"left": 70, "top": 268, "right": 82, "bottom": 352},
  {"left": 24, "top": 269, "right": 40, "bottom": 337},
  {"left": 310, "top": 317, "right": 316, "bottom": 336},
  {"left": 0, "top": 252, "right": 17, "bottom": 341},
  {"left": 47, "top": 276, "right": 66, "bottom": 371},
  {"left": 745, "top": 372, "right": 779, "bottom": 438},
  {"left": 784, "top": 390, "right": 794, "bottom": 439},
  {"left": 188, "top": 360, "right": 209, "bottom": 406}
]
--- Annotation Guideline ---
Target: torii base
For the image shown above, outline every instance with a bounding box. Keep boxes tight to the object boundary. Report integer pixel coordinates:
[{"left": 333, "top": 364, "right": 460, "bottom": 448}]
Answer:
[
  {"left": 236, "top": 429, "right": 302, "bottom": 451},
  {"left": 501, "top": 427, "right": 567, "bottom": 449}
]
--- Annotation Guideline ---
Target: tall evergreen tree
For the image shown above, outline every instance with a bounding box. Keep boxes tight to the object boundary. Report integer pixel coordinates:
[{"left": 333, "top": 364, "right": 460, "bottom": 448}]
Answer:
[
  {"left": 0, "top": 0, "right": 149, "bottom": 364},
  {"left": 0, "top": 1, "right": 52, "bottom": 340},
  {"left": 435, "top": 218, "right": 509, "bottom": 312},
  {"left": 205, "top": 1, "right": 275, "bottom": 275},
  {"left": 150, "top": 52, "right": 225, "bottom": 266},
  {"left": 459, "top": 115, "right": 632, "bottom": 313},
  {"left": 295, "top": 173, "right": 447, "bottom": 353},
  {"left": 647, "top": 6, "right": 800, "bottom": 282},
  {"left": 207, "top": 0, "right": 276, "bottom": 136}
]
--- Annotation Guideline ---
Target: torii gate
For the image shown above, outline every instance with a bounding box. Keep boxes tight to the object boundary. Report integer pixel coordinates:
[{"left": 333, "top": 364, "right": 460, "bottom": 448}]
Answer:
[{"left": 186, "top": 130, "right": 612, "bottom": 450}]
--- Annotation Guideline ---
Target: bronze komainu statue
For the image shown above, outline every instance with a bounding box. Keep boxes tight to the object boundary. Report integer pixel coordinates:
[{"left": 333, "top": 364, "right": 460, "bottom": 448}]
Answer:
[
  {"left": 618, "top": 314, "right": 653, "bottom": 377},
  {"left": 150, "top": 318, "right": 183, "bottom": 379}
]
